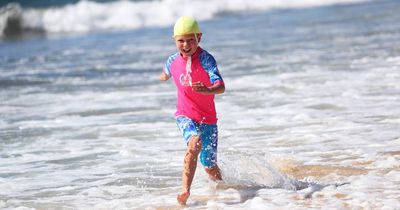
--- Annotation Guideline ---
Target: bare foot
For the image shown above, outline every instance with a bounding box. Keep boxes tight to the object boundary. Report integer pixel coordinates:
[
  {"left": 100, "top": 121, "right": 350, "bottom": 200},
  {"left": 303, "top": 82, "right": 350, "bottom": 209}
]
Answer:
[{"left": 177, "top": 191, "right": 190, "bottom": 205}]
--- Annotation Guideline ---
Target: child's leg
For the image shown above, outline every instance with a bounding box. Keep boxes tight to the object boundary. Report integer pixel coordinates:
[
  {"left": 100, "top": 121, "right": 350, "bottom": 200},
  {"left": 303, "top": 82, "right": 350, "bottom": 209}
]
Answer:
[
  {"left": 199, "top": 123, "right": 222, "bottom": 181},
  {"left": 205, "top": 165, "right": 222, "bottom": 181},
  {"left": 178, "top": 135, "right": 202, "bottom": 205}
]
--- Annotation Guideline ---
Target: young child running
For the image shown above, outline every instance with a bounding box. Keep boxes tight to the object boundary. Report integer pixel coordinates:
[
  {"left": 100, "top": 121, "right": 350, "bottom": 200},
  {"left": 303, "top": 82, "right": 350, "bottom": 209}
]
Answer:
[{"left": 159, "top": 16, "right": 225, "bottom": 205}]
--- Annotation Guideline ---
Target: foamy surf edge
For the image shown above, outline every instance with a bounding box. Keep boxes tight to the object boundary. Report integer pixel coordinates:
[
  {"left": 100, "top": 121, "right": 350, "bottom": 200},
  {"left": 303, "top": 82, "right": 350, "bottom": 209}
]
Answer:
[{"left": 1, "top": 0, "right": 370, "bottom": 38}]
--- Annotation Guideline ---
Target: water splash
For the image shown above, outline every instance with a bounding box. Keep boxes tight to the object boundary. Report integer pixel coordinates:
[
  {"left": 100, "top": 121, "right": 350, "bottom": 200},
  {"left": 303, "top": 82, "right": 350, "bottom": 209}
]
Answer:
[
  {"left": 219, "top": 152, "right": 307, "bottom": 190},
  {"left": 217, "top": 151, "right": 354, "bottom": 199}
]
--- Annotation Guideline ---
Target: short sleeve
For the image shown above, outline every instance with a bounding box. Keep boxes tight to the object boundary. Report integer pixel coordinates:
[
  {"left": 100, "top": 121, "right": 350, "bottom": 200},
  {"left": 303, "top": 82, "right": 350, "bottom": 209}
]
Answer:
[
  {"left": 199, "top": 51, "right": 224, "bottom": 84},
  {"left": 164, "top": 53, "right": 179, "bottom": 77}
]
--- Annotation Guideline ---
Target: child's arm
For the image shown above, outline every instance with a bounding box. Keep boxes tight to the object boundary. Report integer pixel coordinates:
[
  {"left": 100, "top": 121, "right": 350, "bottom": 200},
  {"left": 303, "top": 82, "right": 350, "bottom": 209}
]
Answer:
[
  {"left": 159, "top": 72, "right": 170, "bottom": 81},
  {"left": 192, "top": 81, "right": 225, "bottom": 95}
]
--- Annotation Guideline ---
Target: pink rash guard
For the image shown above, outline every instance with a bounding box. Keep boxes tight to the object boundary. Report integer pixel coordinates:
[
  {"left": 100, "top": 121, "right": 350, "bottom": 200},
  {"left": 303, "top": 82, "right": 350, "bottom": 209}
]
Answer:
[{"left": 164, "top": 47, "right": 224, "bottom": 124}]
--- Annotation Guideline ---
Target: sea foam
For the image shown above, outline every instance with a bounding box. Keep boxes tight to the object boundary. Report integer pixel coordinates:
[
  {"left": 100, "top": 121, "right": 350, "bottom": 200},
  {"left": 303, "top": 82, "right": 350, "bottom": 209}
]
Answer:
[{"left": 0, "top": 0, "right": 369, "bottom": 38}]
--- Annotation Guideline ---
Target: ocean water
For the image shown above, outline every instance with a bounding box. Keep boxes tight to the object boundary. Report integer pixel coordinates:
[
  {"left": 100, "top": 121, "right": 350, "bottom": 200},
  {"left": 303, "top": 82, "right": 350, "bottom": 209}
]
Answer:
[{"left": 1, "top": 0, "right": 400, "bottom": 209}]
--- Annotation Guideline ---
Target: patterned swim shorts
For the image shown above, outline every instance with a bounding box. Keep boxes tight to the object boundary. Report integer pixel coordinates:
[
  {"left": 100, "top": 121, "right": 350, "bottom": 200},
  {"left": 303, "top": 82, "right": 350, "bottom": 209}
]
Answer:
[{"left": 176, "top": 116, "right": 218, "bottom": 168}]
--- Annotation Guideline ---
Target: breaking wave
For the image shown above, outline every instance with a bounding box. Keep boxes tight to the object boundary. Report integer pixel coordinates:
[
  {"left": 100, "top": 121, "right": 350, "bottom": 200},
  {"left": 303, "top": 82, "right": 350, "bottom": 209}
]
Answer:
[{"left": 0, "top": 0, "right": 369, "bottom": 39}]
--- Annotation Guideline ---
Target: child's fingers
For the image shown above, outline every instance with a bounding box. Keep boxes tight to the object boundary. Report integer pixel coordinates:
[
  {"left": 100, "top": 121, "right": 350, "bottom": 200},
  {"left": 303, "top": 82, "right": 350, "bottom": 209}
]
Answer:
[
  {"left": 192, "top": 84, "right": 209, "bottom": 93},
  {"left": 192, "top": 82, "right": 204, "bottom": 87}
]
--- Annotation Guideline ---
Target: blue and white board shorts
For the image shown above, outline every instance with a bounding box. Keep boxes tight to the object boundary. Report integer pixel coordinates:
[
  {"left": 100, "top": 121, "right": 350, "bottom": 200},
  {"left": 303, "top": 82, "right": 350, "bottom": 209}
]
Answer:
[{"left": 176, "top": 116, "right": 218, "bottom": 168}]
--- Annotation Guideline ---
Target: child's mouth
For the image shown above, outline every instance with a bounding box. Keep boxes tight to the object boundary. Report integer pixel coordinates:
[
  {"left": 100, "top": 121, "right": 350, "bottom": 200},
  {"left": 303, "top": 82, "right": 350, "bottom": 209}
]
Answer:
[{"left": 182, "top": 48, "right": 191, "bottom": 53}]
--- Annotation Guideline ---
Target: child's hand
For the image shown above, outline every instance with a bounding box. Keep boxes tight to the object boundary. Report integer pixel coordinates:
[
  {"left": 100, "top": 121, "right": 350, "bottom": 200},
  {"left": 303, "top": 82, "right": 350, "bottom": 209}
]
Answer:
[
  {"left": 192, "top": 81, "right": 225, "bottom": 95},
  {"left": 159, "top": 72, "right": 170, "bottom": 81},
  {"left": 192, "top": 81, "right": 210, "bottom": 94}
]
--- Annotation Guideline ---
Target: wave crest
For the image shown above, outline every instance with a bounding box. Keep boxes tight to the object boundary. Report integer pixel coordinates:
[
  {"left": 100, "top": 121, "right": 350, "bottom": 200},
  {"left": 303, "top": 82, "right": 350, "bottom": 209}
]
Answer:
[{"left": 0, "top": 0, "right": 368, "bottom": 39}]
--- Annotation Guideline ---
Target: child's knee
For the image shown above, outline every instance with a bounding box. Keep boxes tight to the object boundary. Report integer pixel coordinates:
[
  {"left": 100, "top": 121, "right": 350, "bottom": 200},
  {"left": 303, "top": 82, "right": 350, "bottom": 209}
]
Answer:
[{"left": 188, "top": 135, "right": 202, "bottom": 153}]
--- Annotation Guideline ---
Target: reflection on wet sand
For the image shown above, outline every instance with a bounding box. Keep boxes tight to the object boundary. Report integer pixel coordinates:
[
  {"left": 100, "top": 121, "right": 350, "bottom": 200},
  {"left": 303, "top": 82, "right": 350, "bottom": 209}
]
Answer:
[
  {"left": 381, "top": 150, "right": 400, "bottom": 156},
  {"left": 282, "top": 164, "right": 368, "bottom": 179},
  {"left": 272, "top": 158, "right": 368, "bottom": 179}
]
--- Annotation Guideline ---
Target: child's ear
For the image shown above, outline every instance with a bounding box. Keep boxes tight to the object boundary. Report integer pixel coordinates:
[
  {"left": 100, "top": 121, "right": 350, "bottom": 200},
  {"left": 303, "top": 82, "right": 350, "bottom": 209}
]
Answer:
[{"left": 197, "top": 33, "right": 203, "bottom": 43}]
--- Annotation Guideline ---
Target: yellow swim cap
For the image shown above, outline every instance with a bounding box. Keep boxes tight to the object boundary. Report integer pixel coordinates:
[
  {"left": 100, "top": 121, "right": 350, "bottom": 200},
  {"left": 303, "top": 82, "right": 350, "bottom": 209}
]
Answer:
[{"left": 173, "top": 16, "right": 201, "bottom": 36}]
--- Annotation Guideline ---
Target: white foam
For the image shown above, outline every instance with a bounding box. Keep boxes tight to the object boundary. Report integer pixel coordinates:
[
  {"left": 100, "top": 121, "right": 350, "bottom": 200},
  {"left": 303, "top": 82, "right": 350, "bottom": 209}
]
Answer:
[
  {"left": 0, "top": 0, "right": 369, "bottom": 36},
  {"left": 374, "top": 156, "right": 400, "bottom": 169}
]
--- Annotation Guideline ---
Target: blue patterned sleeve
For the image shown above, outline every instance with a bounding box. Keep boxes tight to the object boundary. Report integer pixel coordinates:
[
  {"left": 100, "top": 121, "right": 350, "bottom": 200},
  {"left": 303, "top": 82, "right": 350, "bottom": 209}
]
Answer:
[
  {"left": 200, "top": 51, "right": 224, "bottom": 84},
  {"left": 164, "top": 53, "right": 178, "bottom": 77}
]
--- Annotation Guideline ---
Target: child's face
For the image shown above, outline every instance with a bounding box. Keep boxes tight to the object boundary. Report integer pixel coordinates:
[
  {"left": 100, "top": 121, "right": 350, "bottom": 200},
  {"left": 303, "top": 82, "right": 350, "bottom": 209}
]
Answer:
[{"left": 174, "top": 33, "right": 202, "bottom": 58}]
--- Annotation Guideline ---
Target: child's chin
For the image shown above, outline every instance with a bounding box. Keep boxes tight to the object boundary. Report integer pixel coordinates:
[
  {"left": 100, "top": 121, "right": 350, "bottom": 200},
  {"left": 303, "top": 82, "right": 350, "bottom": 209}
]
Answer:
[{"left": 182, "top": 52, "right": 194, "bottom": 57}]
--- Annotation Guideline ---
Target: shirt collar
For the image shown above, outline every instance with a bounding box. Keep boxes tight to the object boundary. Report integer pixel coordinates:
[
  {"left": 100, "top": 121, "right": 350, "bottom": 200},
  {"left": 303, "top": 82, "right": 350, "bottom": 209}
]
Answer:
[{"left": 180, "top": 47, "right": 202, "bottom": 60}]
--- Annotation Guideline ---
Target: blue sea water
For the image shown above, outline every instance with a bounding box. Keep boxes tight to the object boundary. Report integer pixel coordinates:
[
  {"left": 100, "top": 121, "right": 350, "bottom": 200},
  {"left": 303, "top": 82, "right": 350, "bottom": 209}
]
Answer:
[
  {"left": 1, "top": 0, "right": 400, "bottom": 209},
  {"left": 0, "top": 0, "right": 131, "bottom": 8}
]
